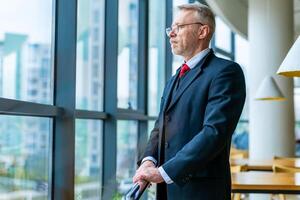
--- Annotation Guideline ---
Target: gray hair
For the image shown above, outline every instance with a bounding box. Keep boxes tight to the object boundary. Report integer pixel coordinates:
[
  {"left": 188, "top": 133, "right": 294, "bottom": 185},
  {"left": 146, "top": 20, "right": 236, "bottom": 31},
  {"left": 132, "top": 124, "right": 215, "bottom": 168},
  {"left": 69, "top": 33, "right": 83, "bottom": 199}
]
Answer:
[{"left": 178, "top": 2, "right": 215, "bottom": 39}]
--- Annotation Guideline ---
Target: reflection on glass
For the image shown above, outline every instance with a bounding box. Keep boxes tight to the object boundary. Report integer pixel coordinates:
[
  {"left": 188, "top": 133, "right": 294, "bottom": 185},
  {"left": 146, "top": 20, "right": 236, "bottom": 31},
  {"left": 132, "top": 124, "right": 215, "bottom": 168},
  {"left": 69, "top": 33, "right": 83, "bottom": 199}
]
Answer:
[
  {"left": 75, "top": 119, "right": 103, "bottom": 200},
  {"left": 0, "top": 115, "right": 51, "bottom": 199},
  {"left": 117, "top": 0, "right": 139, "bottom": 110},
  {"left": 215, "top": 17, "right": 231, "bottom": 52},
  {"left": 0, "top": 1, "right": 53, "bottom": 104},
  {"left": 76, "top": 0, "right": 105, "bottom": 111},
  {"left": 117, "top": 121, "right": 137, "bottom": 196},
  {"left": 148, "top": 0, "right": 166, "bottom": 116}
]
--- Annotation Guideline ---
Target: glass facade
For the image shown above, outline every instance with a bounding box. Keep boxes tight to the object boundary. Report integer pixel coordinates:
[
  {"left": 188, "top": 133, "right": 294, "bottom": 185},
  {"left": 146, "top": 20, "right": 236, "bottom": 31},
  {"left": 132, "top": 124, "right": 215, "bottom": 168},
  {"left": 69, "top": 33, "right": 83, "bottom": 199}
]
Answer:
[
  {"left": 148, "top": 0, "right": 166, "bottom": 116},
  {"left": 233, "top": 33, "right": 249, "bottom": 150},
  {"left": 76, "top": 0, "right": 105, "bottom": 111},
  {"left": 116, "top": 120, "right": 137, "bottom": 196},
  {"left": 75, "top": 119, "right": 102, "bottom": 200},
  {"left": 215, "top": 16, "right": 232, "bottom": 52},
  {"left": 117, "top": 0, "right": 139, "bottom": 110},
  {"left": 0, "top": 116, "right": 51, "bottom": 199},
  {"left": 0, "top": 0, "right": 53, "bottom": 104}
]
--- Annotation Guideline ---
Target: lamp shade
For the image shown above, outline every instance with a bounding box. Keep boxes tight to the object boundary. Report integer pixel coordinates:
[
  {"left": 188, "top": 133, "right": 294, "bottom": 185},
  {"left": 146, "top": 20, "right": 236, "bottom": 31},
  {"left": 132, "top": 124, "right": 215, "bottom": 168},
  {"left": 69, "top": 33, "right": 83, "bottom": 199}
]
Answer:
[
  {"left": 255, "top": 76, "right": 286, "bottom": 101},
  {"left": 277, "top": 36, "right": 300, "bottom": 77}
]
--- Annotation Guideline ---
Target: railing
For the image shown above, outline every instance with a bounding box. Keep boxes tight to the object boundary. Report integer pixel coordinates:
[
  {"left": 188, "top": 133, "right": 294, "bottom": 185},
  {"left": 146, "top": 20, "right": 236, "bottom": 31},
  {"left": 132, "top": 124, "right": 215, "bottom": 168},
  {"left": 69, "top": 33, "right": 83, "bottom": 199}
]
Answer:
[{"left": 125, "top": 182, "right": 150, "bottom": 200}]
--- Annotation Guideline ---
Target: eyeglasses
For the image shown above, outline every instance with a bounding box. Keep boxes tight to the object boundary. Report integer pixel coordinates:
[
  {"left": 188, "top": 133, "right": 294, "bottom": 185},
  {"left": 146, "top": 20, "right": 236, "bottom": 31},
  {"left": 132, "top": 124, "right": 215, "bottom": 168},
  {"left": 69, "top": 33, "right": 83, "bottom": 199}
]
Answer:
[{"left": 166, "top": 22, "right": 204, "bottom": 37}]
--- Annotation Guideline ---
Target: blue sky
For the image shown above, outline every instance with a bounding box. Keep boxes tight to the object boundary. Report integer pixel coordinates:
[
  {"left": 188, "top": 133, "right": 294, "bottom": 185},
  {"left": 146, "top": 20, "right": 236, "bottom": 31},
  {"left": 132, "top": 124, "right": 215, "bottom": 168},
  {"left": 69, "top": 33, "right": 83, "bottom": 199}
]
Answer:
[{"left": 0, "top": 0, "right": 53, "bottom": 43}]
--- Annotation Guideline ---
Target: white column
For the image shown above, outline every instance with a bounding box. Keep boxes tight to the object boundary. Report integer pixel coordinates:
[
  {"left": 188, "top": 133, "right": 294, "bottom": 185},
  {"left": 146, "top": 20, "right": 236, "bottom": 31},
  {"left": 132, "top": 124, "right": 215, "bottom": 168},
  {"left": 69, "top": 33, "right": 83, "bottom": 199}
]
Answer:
[{"left": 249, "top": 0, "right": 295, "bottom": 199}]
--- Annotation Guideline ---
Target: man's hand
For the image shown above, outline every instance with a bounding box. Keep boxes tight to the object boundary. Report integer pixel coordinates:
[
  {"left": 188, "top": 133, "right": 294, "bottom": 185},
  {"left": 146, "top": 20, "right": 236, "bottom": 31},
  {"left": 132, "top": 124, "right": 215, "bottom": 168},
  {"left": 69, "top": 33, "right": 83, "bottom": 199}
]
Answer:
[
  {"left": 133, "top": 161, "right": 164, "bottom": 186},
  {"left": 133, "top": 161, "right": 155, "bottom": 192},
  {"left": 136, "top": 166, "right": 164, "bottom": 183}
]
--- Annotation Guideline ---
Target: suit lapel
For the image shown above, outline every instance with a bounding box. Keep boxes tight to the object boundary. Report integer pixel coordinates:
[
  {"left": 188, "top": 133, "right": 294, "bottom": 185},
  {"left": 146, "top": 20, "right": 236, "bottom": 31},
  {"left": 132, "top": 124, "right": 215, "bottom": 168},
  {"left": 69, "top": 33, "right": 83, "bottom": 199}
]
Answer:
[{"left": 166, "top": 51, "right": 213, "bottom": 113}]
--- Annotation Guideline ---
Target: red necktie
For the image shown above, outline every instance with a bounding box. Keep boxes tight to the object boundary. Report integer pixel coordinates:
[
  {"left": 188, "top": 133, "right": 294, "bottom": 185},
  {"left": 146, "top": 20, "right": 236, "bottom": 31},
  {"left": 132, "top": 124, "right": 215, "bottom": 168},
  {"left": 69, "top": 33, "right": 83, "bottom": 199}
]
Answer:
[{"left": 179, "top": 64, "right": 190, "bottom": 78}]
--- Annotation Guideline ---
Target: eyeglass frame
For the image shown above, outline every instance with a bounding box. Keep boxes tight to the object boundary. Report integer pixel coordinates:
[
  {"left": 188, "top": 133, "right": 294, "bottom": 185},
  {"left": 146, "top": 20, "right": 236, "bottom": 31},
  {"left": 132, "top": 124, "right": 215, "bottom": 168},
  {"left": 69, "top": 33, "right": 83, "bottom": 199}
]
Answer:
[{"left": 165, "top": 22, "right": 204, "bottom": 37}]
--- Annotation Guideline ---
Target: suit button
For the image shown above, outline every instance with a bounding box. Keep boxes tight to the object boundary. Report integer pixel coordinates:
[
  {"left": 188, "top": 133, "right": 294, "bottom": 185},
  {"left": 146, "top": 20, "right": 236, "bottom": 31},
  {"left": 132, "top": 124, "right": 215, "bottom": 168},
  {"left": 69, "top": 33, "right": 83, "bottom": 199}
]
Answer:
[
  {"left": 183, "top": 177, "right": 189, "bottom": 182},
  {"left": 165, "top": 142, "right": 169, "bottom": 148},
  {"left": 165, "top": 115, "right": 171, "bottom": 122}
]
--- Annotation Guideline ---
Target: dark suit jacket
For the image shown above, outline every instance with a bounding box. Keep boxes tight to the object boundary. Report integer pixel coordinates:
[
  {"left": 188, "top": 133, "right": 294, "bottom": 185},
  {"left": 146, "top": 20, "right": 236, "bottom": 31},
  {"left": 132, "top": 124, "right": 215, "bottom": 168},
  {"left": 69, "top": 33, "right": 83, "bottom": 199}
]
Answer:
[{"left": 141, "top": 50, "right": 246, "bottom": 200}]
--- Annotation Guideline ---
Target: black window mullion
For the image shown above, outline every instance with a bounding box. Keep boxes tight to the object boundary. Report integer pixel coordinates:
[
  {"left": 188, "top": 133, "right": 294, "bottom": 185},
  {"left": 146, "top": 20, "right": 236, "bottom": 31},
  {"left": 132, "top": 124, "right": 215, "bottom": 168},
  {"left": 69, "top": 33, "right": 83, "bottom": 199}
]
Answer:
[
  {"left": 102, "top": 0, "right": 118, "bottom": 198},
  {"left": 52, "top": 0, "right": 77, "bottom": 199},
  {"left": 231, "top": 32, "right": 235, "bottom": 61},
  {"left": 138, "top": 2, "right": 149, "bottom": 199},
  {"left": 165, "top": 0, "right": 173, "bottom": 81},
  {"left": 75, "top": 109, "right": 108, "bottom": 119},
  {"left": 0, "top": 97, "right": 63, "bottom": 117},
  {"left": 138, "top": 0, "right": 148, "bottom": 114}
]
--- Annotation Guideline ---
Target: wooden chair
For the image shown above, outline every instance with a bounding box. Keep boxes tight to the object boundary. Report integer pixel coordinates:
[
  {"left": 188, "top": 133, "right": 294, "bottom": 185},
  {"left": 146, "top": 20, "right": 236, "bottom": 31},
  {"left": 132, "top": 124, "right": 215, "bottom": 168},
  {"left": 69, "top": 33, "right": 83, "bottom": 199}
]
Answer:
[
  {"left": 231, "top": 165, "right": 248, "bottom": 173},
  {"left": 273, "top": 164, "right": 300, "bottom": 173},
  {"left": 271, "top": 164, "right": 300, "bottom": 200},
  {"left": 273, "top": 156, "right": 300, "bottom": 161},
  {"left": 231, "top": 165, "right": 248, "bottom": 200}
]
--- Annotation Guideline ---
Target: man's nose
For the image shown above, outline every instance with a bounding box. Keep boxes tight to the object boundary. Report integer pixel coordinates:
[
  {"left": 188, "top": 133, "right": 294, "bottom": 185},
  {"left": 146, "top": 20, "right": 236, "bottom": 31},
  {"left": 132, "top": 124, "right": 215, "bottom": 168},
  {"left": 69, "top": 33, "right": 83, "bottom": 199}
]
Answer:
[{"left": 169, "top": 30, "right": 176, "bottom": 38}]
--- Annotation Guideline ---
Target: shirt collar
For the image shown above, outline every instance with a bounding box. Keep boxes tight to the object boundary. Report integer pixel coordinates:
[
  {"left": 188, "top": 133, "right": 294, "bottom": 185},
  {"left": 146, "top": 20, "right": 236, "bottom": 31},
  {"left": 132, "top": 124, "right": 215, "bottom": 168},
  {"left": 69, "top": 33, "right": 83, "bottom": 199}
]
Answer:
[{"left": 184, "top": 48, "right": 210, "bottom": 69}]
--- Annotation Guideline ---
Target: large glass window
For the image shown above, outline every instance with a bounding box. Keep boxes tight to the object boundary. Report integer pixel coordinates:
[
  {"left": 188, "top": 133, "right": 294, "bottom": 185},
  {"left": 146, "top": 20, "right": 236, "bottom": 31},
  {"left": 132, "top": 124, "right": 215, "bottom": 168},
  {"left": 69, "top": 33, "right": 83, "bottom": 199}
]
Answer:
[
  {"left": 0, "top": 115, "right": 51, "bottom": 199},
  {"left": 76, "top": 0, "right": 105, "bottom": 111},
  {"left": 147, "top": 121, "right": 156, "bottom": 138},
  {"left": 232, "top": 34, "right": 249, "bottom": 150},
  {"left": 235, "top": 34, "right": 249, "bottom": 71},
  {"left": 75, "top": 119, "right": 103, "bottom": 200},
  {"left": 117, "top": 0, "right": 139, "bottom": 110},
  {"left": 116, "top": 120, "right": 138, "bottom": 196},
  {"left": 148, "top": 0, "right": 166, "bottom": 116},
  {"left": 215, "top": 17, "right": 232, "bottom": 52},
  {"left": 0, "top": 1, "right": 53, "bottom": 104}
]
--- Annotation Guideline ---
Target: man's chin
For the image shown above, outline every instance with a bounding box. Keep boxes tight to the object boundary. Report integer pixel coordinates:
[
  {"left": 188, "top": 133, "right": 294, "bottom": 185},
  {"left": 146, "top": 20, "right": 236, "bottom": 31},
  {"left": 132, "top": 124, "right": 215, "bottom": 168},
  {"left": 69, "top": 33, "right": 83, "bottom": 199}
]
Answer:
[{"left": 171, "top": 49, "right": 181, "bottom": 55}]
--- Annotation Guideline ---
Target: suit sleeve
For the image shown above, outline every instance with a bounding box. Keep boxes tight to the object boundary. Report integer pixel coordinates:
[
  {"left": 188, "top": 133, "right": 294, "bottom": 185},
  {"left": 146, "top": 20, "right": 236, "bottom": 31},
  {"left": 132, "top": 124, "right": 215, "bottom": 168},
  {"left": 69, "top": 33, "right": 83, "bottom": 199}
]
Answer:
[
  {"left": 137, "top": 118, "right": 160, "bottom": 166},
  {"left": 162, "top": 63, "right": 246, "bottom": 186},
  {"left": 137, "top": 79, "right": 170, "bottom": 166}
]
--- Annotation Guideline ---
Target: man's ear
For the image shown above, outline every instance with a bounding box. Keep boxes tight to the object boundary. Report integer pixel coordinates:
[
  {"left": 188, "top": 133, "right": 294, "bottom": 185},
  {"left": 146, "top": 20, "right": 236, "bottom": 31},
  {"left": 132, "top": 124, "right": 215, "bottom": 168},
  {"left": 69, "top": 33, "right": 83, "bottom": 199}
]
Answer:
[{"left": 198, "top": 25, "right": 210, "bottom": 40}]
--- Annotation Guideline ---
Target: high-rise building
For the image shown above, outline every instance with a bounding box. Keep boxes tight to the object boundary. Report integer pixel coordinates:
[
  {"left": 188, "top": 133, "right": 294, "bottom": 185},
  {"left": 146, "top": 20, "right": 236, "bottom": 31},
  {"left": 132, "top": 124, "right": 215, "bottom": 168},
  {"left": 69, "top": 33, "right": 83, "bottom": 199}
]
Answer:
[
  {"left": 0, "top": 34, "right": 51, "bottom": 156},
  {"left": 86, "top": 0, "right": 104, "bottom": 177},
  {"left": 76, "top": 0, "right": 104, "bottom": 177}
]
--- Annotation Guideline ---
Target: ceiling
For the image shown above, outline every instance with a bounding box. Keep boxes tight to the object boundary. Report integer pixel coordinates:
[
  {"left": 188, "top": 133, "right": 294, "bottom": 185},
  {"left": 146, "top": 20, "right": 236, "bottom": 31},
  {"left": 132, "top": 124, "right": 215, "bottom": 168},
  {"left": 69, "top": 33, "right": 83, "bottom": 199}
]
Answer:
[{"left": 240, "top": 0, "right": 300, "bottom": 37}]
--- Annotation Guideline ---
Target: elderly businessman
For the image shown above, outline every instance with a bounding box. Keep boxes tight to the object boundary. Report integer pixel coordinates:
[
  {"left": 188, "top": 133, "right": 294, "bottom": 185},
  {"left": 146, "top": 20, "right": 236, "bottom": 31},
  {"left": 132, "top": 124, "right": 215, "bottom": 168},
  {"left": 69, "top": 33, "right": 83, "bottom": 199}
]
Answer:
[{"left": 133, "top": 2, "right": 246, "bottom": 200}]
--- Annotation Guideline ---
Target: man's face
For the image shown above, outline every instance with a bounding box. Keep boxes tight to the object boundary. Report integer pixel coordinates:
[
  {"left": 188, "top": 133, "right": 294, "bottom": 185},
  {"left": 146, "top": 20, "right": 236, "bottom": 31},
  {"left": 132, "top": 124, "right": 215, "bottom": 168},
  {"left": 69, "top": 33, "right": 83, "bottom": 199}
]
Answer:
[{"left": 169, "top": 10, "right": 202, "bottom": 58}]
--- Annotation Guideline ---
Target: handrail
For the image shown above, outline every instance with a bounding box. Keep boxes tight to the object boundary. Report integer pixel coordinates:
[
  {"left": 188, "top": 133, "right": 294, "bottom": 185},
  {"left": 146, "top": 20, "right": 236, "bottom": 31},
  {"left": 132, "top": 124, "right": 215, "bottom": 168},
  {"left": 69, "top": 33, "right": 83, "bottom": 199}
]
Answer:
[{"left": 125, "top": 182, "right": 150, "bottom": 200}]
